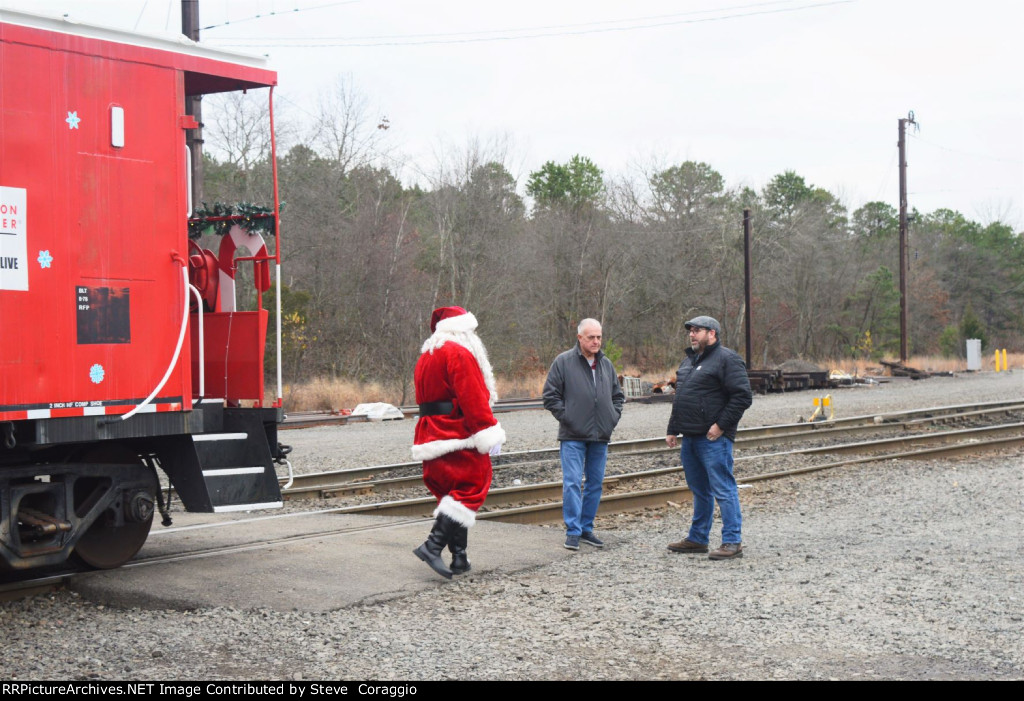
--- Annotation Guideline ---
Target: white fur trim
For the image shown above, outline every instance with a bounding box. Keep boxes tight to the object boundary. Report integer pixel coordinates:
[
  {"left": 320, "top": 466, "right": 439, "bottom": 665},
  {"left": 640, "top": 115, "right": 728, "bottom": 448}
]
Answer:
[
  {"left": 434, "top": 312, "right": 478, "bottom": 334},
  {"left": 411, "top": 422, "right": 506, "bottom": 462},
  {"left": 420, "top": 317, "right": 498, "bottom": 406},
  {"left": 411, "top": 436, "right": 476, "bottom": 462},
  {"left": 472, "top": 422, "right": 506, "bottom": 454},
  {"left": 434, "top": 495, "right": 477, "bottom": 528}
]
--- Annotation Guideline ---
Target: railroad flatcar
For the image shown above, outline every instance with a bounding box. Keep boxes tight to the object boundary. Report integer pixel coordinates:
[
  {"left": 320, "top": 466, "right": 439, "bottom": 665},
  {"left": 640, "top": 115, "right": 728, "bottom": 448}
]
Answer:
[{"left": 0, "top": 10, "right": 288, "bottom": 574}]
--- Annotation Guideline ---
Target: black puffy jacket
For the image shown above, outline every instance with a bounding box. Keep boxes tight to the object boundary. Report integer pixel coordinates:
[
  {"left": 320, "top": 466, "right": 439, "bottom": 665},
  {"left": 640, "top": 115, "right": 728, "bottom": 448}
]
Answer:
[{"left": 666, "top": 341, "right": 752, "bottom": 440}]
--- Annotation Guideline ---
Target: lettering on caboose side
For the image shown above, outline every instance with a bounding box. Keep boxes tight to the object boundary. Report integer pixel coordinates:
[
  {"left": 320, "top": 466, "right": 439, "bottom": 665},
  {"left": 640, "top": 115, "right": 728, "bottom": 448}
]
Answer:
[
  {"left": 76, "top": 285, "right": 131, "bottom": 344},
  {"left": 0, "top": 186, "right": 28, "bottom": 291}
]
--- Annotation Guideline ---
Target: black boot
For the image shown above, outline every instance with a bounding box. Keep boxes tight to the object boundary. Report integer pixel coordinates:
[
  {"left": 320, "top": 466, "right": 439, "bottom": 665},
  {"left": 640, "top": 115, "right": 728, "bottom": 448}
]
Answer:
[
  {"left": 449, "top": 525, "right": 471, "bottom": 575},
  {"left": 413, "top": 516, "right": 454, "bottom": 579}
]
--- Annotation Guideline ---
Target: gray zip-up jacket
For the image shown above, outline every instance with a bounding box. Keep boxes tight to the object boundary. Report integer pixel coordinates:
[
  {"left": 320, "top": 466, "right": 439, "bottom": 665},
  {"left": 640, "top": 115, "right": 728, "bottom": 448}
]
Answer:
[{"left": 543, "top": 343, "right": 625, "bottom": 442}]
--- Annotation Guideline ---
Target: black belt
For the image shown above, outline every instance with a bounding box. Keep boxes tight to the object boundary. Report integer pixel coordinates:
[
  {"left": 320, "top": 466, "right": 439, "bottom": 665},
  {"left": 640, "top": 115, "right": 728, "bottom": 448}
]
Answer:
[{"left": 418, "top": 401, "right": 454, "bottom": 417}]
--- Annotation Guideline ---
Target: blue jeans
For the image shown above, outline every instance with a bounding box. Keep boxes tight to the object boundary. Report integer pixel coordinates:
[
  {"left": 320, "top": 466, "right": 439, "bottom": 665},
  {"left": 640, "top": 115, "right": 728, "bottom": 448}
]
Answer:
[
  {"left": 680, "top": 436, "right": 742, "bottom": 544},
  {"left": 560, "top": 441, "right": 608, "bottom": 535}
]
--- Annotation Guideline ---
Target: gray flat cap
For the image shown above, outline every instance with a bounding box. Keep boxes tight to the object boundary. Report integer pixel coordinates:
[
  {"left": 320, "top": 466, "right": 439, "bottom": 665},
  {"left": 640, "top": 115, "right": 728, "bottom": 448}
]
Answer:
[{"left": 684, "top": 315, "right": 721, "bottom": 334}]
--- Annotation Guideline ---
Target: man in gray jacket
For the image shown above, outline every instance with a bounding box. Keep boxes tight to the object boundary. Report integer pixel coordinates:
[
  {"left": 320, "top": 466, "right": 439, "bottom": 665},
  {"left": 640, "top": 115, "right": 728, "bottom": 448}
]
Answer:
[{"left": 543, "top": 319, "right": 625, "bottom": 550}]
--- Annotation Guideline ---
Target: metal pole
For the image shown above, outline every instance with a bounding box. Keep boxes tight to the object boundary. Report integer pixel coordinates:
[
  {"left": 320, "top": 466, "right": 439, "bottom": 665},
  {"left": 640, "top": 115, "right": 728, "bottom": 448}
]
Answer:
[
  {"left": 182, "top": 1, "right": 203, "bottom": 209},
  {"left": 897, "top": 112, "right": 916, "bottom": 364},
  {"left": 743, "top": 208, "right": 753, "bottom": 368}
]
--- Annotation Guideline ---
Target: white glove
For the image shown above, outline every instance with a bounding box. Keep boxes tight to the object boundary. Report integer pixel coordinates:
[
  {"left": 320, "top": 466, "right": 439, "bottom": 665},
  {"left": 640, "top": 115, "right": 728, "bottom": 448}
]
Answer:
[{"left": 489, "top": 443, "right": 503, "bottom": 456}]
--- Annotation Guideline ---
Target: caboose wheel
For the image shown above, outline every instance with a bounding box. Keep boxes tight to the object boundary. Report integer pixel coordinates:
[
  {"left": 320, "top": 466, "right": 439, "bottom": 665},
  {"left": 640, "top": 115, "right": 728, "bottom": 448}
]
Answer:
[{"left": 71, "top": 445, "right": 159, "bottom": 570}]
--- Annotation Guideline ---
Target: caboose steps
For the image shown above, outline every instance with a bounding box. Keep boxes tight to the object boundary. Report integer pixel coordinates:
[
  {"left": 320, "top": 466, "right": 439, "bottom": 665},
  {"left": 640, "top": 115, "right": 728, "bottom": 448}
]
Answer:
[
  {"left": 193, "top": 431, "right": 282, "bottom": 512},
  {"left": 157, "top": 409, "right": 284, "bottom": 514}
]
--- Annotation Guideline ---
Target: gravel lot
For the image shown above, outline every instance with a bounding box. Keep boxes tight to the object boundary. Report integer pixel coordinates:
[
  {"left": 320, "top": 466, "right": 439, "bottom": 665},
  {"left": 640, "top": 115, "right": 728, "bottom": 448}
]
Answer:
[{"left": 2, "top": 371, "right": 1022, "bottom": 681}]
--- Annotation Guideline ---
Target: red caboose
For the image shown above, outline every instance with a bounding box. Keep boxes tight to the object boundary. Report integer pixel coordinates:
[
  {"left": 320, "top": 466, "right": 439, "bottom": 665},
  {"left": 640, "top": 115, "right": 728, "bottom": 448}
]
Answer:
[{"left": 0, "top": 10, "right": 288, "bottom": 573}]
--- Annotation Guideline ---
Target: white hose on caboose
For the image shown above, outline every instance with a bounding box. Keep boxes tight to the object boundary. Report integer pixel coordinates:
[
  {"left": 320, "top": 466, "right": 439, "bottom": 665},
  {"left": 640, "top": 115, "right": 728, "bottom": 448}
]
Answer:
[{"left": 119, "top": 264, "right": 190, "bottom": 422}]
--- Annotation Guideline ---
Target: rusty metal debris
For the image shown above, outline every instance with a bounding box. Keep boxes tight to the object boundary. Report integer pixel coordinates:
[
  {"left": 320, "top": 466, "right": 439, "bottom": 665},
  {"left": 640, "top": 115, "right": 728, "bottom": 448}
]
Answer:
[
  {"left": 747, "top": 369, "right": 833, "bottom": 394},
  {"left": 880, "top": 360, "right": 931, "bottom": 380}
]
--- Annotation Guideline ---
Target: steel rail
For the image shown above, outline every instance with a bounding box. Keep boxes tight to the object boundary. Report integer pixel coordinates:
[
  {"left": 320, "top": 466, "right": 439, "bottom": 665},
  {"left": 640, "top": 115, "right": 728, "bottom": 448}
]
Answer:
[
  {"left": 279, "top": 401, "right": 1024, "bottom": 498},
  {"left": 6, "top": 422, "right": 1019, "bottom": 596},
  {"left": 282, "top": 397, "right": 1019, "bottom": 430},
  {"left": 0, "top": 573, "right": 74, "bottom": 599},
  {"left": 295, "top": 423, "right": 1024, "bottom": 522},
  {"left": 0, "top": 516, "right": 431, "bottom": 597},
  {"left": 123, "top": 517, "right": 427, "bottom": 570},
  {"left": 483, "top": 432, "right": 1024, "bottom": 526},
  {"left": 281, "top": 398, "right": 546, "bottom": 429}
]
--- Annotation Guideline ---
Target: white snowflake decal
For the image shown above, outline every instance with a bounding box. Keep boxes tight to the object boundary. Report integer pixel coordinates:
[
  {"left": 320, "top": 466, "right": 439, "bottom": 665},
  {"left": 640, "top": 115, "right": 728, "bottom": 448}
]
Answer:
[
  {"left": 89, "top": 364, "right": 105, "bottom": 384},
  {"left": 37, "top": 250, "right": 53, "bottom": 268},
  {"left": 66, "top": 111, "right": 81, "bottom": 129}
]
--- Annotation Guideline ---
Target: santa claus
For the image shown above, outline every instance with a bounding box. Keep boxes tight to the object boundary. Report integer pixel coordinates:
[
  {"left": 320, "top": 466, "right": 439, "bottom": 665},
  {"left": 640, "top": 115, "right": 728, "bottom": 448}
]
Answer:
[{"left": 411, "top": 306, "right": 506, "bottom": 578}]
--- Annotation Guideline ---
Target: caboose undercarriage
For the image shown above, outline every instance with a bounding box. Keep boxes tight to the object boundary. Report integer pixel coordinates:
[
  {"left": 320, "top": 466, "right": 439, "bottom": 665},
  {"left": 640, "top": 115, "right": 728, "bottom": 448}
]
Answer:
[{"left": 1, "top": 405, "right": 285, "bottom": 572}]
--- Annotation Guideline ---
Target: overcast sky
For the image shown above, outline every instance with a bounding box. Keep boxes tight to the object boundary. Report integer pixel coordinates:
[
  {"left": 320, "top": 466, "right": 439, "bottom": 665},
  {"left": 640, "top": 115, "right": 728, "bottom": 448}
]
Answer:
[{"left": 4, "top": 0, "right": 1022, "bottom": 227}]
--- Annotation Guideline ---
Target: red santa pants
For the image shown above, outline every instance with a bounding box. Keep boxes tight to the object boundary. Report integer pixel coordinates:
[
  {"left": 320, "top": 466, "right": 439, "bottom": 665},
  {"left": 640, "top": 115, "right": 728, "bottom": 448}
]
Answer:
[{"left": 422, "top": 449, "right": 493, "bottom": 512}]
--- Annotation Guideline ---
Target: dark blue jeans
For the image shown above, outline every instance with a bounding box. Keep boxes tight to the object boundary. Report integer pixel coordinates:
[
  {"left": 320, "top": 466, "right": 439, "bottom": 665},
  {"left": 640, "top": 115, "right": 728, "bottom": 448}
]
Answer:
[
  {"left": 680, "top": 436, "right": 742, "bottom": 544},
  {"left": 560, "top": 441, "right": 608, "bottom": 536}
]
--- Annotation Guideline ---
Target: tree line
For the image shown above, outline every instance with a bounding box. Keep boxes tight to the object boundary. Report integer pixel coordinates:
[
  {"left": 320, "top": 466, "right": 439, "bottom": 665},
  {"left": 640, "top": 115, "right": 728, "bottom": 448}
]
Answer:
[{"left": 199, "top": 90, "right": 1024, "bottom": 401}]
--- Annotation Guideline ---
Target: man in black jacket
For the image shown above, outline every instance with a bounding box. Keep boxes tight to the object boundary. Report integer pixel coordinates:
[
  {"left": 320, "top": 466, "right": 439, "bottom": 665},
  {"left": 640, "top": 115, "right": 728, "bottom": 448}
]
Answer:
[
  {"left": 665, "top": 316, "right": 752, "bottom": 560},
  {"left": 543, "top": 319, "right": 624, "bottom": 551}
]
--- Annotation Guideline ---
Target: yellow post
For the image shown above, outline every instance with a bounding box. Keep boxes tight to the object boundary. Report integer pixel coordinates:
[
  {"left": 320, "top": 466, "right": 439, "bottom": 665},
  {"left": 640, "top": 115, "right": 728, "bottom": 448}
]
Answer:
[
  {"left": 1003, "top": 348, "right": 1009, "bottom": 371},
  {"left": 809, "top": 396, "right": 822, "bottom": 422},
  {"left": 995, "top": 350, "right": 1002, "bottom": 372}
]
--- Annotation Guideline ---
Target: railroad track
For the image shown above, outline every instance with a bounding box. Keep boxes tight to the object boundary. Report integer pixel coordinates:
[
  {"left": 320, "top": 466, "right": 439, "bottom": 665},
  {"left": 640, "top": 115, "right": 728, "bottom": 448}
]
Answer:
[
  {"left": 296, "top": 421, "right": 1024, "bottom": 524},
  {"left": 280, "top": 399, "right": 1024, "bottom": 498},
  {"left": 0, "top": 514, "right": 428, "bottom": 598},
  {"left": 282, "top": 397, "right": 546, "bottom": 429},
  {"left": 4, "top": 415, "right": 1020, "bottom": 598}
]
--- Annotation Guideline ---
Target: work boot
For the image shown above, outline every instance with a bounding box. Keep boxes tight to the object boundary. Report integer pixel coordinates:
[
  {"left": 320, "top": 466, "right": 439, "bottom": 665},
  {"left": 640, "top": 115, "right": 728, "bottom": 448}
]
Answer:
[
  {"left": 413, "top": 516, "right": 454, "bottom": 579},
  {"left": 667, "top": 538, "right": 709, "bottom": 554},
  {"left": 708, "top": 543, "right": 743, "bottom": 560},
  {"left": 448, "top": 525, "right": 471, "bottom": 575}
]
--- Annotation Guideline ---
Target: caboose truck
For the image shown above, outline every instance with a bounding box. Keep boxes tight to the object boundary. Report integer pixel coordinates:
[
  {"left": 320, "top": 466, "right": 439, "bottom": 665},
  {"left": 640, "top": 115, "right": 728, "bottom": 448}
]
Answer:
[{"left": 0, "top": 10, "right": 289, "bottom": 573}]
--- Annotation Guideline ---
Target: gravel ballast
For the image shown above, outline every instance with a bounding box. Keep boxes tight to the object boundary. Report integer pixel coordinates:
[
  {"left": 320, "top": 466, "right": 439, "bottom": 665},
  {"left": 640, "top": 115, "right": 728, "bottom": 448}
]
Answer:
[
  {"left": 2, "top": 371, "right": 1022, "bottom": 680},
  {"left": 285, "top": 372, "right": 1022, "bottom": 472}
]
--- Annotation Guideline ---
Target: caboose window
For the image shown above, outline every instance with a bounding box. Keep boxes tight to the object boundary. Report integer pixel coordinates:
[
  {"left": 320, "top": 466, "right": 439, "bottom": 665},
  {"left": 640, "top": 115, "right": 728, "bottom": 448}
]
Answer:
[{"left": 110, "top": 105, "right": 125, "bottom": 148}]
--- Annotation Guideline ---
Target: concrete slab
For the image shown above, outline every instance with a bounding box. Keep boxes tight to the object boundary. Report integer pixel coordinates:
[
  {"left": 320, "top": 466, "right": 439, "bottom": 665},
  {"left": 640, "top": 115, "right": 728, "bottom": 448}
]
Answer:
[{"left": 70, "top": 511, "right": 577, "bottom": 612}]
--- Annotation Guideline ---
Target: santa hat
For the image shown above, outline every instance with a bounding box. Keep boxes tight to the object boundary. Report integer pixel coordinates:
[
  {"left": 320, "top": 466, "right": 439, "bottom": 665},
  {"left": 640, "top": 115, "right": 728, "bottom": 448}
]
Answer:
[
  {"left": 430, "top": 306, "right": 471, "bottom": 333},
  {"left": 422, "top": 306, "right": 497, "bottom": 405}
]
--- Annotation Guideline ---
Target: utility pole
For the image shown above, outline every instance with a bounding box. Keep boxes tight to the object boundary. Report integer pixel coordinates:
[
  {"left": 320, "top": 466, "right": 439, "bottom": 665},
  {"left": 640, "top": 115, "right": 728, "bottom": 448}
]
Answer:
[
  {"left": 182, "top": 0, "right": 203, "bottom": 209},
  {"left": 897, "top": 111, "right": 917, "bottom": 364},
  {"left": 743, "top": 208, "right": 753, "bottom": 368}
]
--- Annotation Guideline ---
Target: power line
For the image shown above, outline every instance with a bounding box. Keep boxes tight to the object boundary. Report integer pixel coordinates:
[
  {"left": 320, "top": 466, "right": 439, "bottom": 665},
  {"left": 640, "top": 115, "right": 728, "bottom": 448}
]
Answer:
[
  {"left": 208, "top": 0, "right": 856, "bottom": 48},
  {"left": 910, "top": 187, "right": 1018, "bottom": 195},
  {"left": 908, "top": 133, "right": 1022, "bottom": 165},
  {"left": 211, "top": 0, "right": 809, "bottom": 40},
  {"left": 873, "top": 147, "right": 897, "bottom": 203},
  {"left": 132, "top": 0, "right": 149, "bottom": 31},
  {"left": 200, "top": 1, "right": 360, "bottom": 32}
]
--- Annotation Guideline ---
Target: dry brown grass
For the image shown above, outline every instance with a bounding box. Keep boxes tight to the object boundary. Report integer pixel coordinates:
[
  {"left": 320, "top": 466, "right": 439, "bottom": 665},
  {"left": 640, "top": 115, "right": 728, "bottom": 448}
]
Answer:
[
  {"left": 281, "top": 377, "right": 392, "bottom": 413},
  {"left": 830, "top": 352, "right": 1022, "bottom": 376},
  {"left": 495, "top": 374, "right": 546, "bottom": 399},
  {"left": 277, "top": 351, "right": 1020, "bottom": 412}
]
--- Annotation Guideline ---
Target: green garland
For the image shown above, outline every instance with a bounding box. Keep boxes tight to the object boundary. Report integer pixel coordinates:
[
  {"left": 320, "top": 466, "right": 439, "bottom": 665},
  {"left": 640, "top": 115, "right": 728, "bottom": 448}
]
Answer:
[{"left": 188, "top": 202, "right": 284, "bottom": 239}]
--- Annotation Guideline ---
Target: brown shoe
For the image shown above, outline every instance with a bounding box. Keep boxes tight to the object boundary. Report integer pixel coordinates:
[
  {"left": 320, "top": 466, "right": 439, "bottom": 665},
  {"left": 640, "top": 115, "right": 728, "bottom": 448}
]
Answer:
[
  {"left": 667, "top": 538, "right": 709, "bottom": 554},
  {"left": 708, "top": 543, "right": 743, "bottom": 560}
]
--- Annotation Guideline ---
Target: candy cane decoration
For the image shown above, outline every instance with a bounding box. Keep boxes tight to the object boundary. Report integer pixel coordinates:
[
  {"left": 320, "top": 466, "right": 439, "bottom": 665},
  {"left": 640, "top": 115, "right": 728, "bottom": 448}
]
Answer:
[{"left": 217, "top": 223, "right": 271, "bottom": 312}]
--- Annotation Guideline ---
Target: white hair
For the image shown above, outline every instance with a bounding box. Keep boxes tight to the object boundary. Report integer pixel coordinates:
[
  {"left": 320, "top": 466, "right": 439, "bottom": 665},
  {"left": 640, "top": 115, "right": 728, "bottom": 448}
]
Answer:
[
  {"left": 421, "top": 312, "right": 498, "bottom": 405},
  {"left": 577, "top": 318, "right": 602, "bottom": 335}
]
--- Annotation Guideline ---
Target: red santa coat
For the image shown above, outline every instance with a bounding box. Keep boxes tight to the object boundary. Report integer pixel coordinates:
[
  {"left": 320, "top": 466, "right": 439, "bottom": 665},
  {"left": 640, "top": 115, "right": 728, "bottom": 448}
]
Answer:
[{"left": 411, "top": 312, "right": 505, "bottom": 527}]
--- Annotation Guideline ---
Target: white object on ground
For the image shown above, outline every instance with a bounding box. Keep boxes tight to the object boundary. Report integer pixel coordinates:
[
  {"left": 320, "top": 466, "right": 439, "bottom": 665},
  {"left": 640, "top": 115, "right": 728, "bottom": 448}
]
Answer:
[{"left": 351, "top": 402, "right": 404, "bottom": 421}]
